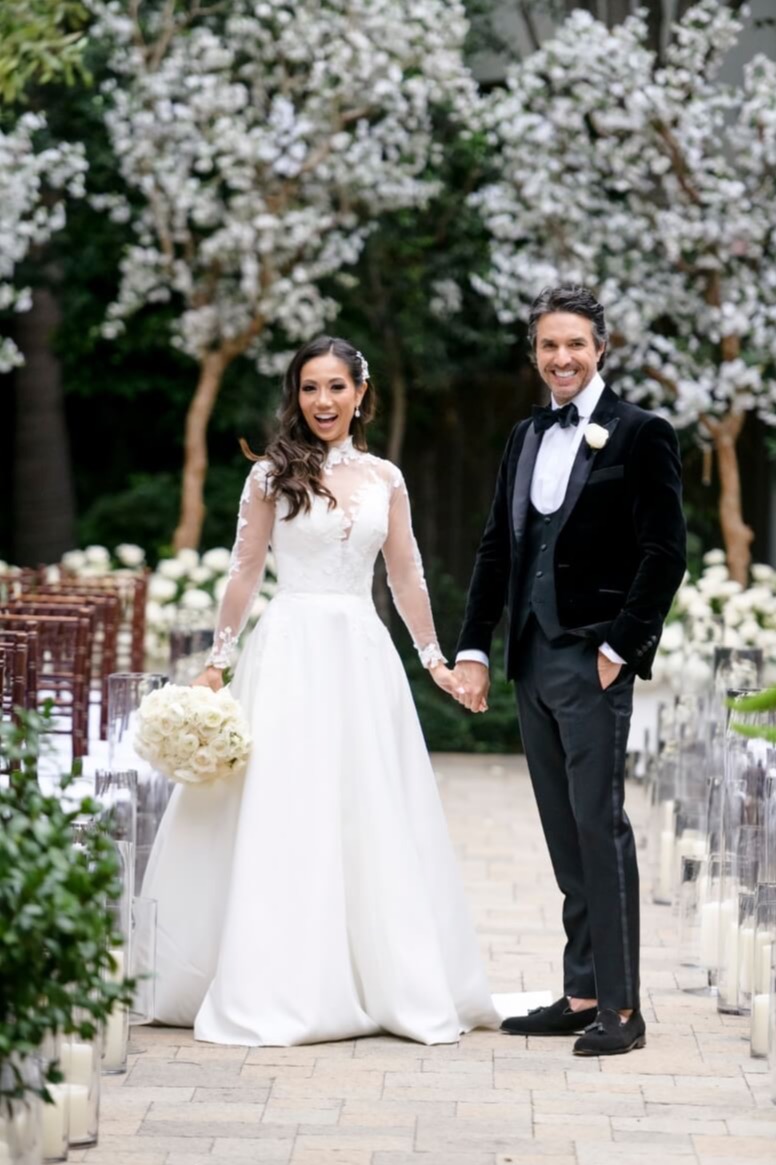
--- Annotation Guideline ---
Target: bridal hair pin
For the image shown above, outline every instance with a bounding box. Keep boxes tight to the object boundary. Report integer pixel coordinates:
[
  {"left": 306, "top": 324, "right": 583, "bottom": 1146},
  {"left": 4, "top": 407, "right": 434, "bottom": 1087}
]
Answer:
[{"left": 355, "top": 350, "right": 370, "bottom": 382}]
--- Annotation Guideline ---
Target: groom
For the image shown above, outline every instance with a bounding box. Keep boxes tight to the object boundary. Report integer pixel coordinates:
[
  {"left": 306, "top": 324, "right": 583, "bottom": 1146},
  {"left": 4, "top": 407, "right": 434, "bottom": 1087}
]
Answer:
[{"left": 453, "top": 285, "right": 686, "bottom": 1055}]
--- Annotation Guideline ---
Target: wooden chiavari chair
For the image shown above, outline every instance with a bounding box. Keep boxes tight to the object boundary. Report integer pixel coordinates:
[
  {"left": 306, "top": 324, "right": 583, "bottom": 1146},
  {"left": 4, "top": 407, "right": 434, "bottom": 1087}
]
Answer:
[
  {"left": 0, "top": 628, "right": 38, "bottom": 716},
  {"left": 7, "top": 593, "right": 120, "bottom": 740},
  {"left": 40, "top": 570, "right": 148, "bottom": 672},
  {"left": 0, "top": 613, "right": 89, "bottom": 759}
]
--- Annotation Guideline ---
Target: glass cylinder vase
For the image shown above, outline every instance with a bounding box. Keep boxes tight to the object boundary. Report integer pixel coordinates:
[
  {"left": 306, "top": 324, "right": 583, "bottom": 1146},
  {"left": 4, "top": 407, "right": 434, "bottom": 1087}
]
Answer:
[
  {"left": 39, "top": 1033, "right": 69, "bottom": 1163},
  {"left": 61, "top": 1024, "right": 100, "bottom": 1148},
  {"left": 107, "top": 674, "right": 169, "bottom": 886},
  {"left": 752, "top": 882, "right": 776, "bottom": 1058}
]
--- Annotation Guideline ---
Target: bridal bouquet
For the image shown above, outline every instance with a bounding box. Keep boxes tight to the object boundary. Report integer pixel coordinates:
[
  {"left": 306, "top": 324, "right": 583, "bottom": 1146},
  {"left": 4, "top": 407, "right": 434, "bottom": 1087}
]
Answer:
[{"left": 134, "top": 684, "right": 251, "bottom": 785}]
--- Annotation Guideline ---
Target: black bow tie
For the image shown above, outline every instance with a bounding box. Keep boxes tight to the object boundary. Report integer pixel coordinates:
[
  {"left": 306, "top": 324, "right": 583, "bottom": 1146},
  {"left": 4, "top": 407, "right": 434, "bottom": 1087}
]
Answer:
[{"left": 532, "top": 401, "right": 580, "bottom": 434}]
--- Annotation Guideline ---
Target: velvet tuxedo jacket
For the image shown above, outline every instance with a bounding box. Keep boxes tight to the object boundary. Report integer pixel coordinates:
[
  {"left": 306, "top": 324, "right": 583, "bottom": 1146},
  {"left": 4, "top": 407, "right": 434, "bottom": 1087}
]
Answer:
[{"left": 457, "top": 385, "right": 687, "bottom": 681}]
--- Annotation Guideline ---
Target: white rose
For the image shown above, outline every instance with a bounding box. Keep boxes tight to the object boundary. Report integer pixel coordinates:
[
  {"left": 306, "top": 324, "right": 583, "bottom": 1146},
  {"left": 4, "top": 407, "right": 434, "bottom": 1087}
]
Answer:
[
  {"left": 192, "top": 747, "right": 218, "bottom": 773},
  {"left": 700, "top": 565, "right": 729, "bottom": 584},
  {"left": 174, "top": 731, "right": 200, "bottom": 759},
  {"left": 181, "top": 588, "right": 213, "bottom": 610},
  {"left": 44, "top": 565, "right": 61, "bottom": 583},
  {"left": 738, "top": 619, "right": 761, "bottom": 643},
  {"left": 190, "top": 565, "right": 213, "bottom": 584},
  {"left": 702, "top": 549, "right": 727, "bottom": 567},
  {"left": 61, "top": 549, "right": 87, "bottom": 571},
  {"left": 660, "top": 623, "right": 684, "bottom": 652},
  {"left": 176, "top": 548, "right": 200, "bottom": 569},
  {"left": 148, "top": 576, "right": 177, "bottom": 602},
  {"left": 116, "top": 543, "right": 146, "bottom": 567},
  {"left": 584, "top": 423, "right": 609, "bottom": 450},
  {"left": 202, "top": 547, "right": 232, "bottom": 573},
  {"left": 85, "top": 544, "right": 110, "bottom": 566},
  {"left": 751, "top": 563, "right": 775, "bottom": 582},
  {"left": 158, "top": 558, "right": 187, "bottom": 580}
]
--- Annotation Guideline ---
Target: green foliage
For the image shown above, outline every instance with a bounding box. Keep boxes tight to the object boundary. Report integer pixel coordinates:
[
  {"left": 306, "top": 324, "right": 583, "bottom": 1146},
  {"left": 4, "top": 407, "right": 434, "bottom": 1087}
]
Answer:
[
  {"left": 0, "top": 708, "right": 134, "bottom": 1104},
  {"left": 0, "top": 1, "right": 90, "bottom": 105}
]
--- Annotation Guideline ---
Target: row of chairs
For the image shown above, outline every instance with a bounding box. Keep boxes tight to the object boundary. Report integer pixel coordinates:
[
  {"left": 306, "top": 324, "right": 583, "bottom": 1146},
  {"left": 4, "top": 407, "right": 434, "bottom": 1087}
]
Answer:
[{"left": 0, "top": 568, "right": 149, "bottom": 761}]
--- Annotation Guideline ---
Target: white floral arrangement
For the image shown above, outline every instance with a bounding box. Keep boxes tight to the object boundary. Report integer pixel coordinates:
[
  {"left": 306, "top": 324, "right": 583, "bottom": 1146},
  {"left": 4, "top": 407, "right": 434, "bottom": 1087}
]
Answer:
[
  {"left": 654, "top": 549, "right": 776, "bottom": 690},
  {"left": 134, "top": 683, "right": 251, "bottom": 785},
  {"left": 56, "top": 542, "right": 275, "bottom": 666}
]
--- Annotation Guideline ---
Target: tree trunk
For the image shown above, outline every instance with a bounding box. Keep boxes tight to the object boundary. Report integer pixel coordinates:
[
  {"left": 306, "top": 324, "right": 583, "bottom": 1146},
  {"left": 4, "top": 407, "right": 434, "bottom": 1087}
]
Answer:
[
  {"left": 704, "top": 411, "right": 753, "bottom": 585},
  {"left": 13, "top": 284, "right": 77, "bottom": 565},
  {"left": 172, "top": 349, "right": 230, "bottom": 550},
  {"left": 385, "top": 362, "right": 408, "bottom": 466}
]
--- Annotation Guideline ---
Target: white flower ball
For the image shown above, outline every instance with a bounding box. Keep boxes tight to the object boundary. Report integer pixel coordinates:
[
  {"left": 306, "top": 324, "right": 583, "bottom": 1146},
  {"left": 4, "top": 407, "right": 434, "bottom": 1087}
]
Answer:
[
  {"left": 116, "top": 542, "right": 146, "bottom": 567},
  {"left": 61, "top": 549, "right": 87, "bottom": 571},
  {"left": 702, "top": 549, "right": 727, "bottom": 566},
  {"left": 180, "top": 588, "right": 213, "bottom": 610},
  {"left": 751, "top": 563, "right": 775, "bottom": 583},
  {"left": 176, "top": 548, "right": 200, "bottom": 568},
  {"left": 158, "top": 558, "right": 187, "bottom": 580},
  {"left": 85, "top": 544, "right": 111, "bottom": 566},
  {"left": 202, "top": 547, "right": 232, "bottom": 573},
  {"left": 145, "top": 600, "right": 165, "bottom": 627},
  {"left": 660, "top": 623, "right": 684, "bottom": 652},
  {"left": 44, "top": 565, "right": 61, "bottom": 583},
  {"left": 148, "top": 576, "right": 178, "bottom": 602},
  {"left": 189, "top": 565, "right": 213, "bottom": 584}
]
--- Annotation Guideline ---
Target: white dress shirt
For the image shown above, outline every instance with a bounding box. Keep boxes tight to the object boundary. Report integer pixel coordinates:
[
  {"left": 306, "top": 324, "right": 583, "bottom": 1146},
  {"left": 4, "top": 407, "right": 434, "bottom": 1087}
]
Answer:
[{"left": 458, "top": 371, "right": 625, "bottom": 668}]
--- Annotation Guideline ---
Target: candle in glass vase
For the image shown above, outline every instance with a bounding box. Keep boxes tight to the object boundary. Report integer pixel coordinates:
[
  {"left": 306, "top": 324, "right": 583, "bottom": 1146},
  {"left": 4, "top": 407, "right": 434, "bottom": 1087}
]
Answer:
[
  {"left": 722, "top": 915, "right": 740, "bottom": 1001},
  {"left": 738, "top": 922, "right": 756, "bottom": 999},
  {"left": 103, "top": 1005, "right": 128, "bottom": 1072},
  {"left": 41, "top": 1081, "right": 69, "bottom": 1159},
  {"left": 699, "top": 900, "right": 721, "bottom": 968},
  {"left": 60, "top": 1040, "right": 93, "bottom": 1087},
  {"left": 754, "top": 933, "right": 774, "bottom": 995},
  {"left": 658, "top": 830, "right": 674, "bottom": 901},
  {"left": 751, "top": 992, "right": 770, "bottom": 1057},
  {"left": 661, "top": 798, "right": 675, "bottom": 833},
  {"left": 65, "top": 1084, "right": 90, "bottom": 1143}
]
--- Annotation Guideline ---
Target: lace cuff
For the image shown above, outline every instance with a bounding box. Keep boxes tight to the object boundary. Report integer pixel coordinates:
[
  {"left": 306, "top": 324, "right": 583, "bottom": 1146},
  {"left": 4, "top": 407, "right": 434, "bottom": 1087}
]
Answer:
[
  {"left": 418, "top": 642, "right": 446, "bottom": 669},
  {"left": 206, "top": 626, "right": 239, "bottom": 670}
]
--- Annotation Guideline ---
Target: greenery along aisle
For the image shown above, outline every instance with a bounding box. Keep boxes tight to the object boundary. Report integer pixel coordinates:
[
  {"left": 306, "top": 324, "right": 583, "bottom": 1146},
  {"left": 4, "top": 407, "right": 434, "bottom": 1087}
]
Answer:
[{"left": 0, "top": 710, "right": 134, "bottom": 1108}]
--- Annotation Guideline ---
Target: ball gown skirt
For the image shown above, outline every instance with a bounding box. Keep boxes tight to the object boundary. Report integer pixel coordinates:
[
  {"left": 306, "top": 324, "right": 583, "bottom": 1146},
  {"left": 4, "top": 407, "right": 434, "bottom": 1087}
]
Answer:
[{"left": 142, "top": 590, "right": 498, "bottom": 1046}]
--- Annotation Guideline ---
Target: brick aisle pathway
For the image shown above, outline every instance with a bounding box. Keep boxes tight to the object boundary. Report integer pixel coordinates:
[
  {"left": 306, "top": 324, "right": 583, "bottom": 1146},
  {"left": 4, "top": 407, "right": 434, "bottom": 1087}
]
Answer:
[{"left": 74, "top": 755, "right": 775, "bottom": 1165}]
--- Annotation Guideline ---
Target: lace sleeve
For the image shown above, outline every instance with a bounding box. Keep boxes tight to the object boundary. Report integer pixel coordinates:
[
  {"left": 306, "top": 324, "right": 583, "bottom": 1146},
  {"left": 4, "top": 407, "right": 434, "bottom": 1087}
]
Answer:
[
  {"left": 206, "top": 462, "right": 275, "bottom": 669},
  {"left": 381, "top": 466, "right": 445, "bottom": 669}
]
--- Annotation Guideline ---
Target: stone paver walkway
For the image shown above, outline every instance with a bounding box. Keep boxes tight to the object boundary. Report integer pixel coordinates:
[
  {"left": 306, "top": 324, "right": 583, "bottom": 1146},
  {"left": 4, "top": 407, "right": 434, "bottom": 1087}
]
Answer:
[{"left": 75, "top": 755, "right": 775, "bottom": 1165}]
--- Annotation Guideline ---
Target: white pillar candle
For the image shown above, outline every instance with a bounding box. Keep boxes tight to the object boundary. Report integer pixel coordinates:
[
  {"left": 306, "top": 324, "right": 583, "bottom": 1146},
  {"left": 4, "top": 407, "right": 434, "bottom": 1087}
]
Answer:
[
  {"left": 658, "top": 830, "right": 674, "bottom": 900},
  {"left": 699, "top": 900, "right": 721, "bottom": 968},
  {"left": 722, "top": 917, "right": 740, "bottom": 1001},
  {"left": 754, "top": 932, "right": 774, "bottom": 996},
  {"left": 107, "top": 947, "right": 125, "bottom": 982},
  {"left": 739, "top": 923, "right": 756, "bottom": 999},
  {"left": 60, "top": 1040, "right": 93, "bottom": 1086},
  {"left": 751, "top": 992, "right": 771, "bottom": 1057},
  {"left": 41, "top": 1082, "right": 69, "bottom": 1159},
  {"left": 661, "top": 798, "right": 675, "bottom": 833},
  {"left": 65, "top": 1083, "right": 90, "bottom": 1143},
  {"left": 102, "top": 1005, "right": 128, "bottom": 1072}
]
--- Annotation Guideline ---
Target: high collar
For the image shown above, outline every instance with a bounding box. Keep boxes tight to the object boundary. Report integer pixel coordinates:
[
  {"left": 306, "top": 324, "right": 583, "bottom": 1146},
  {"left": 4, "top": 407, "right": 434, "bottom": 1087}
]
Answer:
[
  {"left": 323, "top": 435, "right": 358, "bottom": 469},
  {"left": 550, "top": 371, "right": 605, "bottom": 418}
]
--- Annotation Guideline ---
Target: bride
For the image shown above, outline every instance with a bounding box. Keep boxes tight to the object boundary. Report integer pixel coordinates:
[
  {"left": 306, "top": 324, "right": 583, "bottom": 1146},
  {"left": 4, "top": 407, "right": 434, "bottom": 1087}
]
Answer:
[{"left": 143, "top": 335, "right": 497, "bottom": 1046}]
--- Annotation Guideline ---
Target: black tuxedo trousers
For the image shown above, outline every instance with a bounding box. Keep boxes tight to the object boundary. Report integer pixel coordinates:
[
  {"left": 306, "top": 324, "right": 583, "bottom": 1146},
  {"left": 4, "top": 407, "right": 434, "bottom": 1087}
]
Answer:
[{"left": 515, "top": 616, "right": 639, "bottom": 1009}]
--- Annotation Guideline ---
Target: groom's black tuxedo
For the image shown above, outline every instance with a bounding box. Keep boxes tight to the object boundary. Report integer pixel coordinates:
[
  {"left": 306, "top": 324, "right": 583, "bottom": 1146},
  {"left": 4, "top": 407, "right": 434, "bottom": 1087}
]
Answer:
[
  {"left": 457, "top": 382, "right": 686, "bottom": 1014},
  {"left": 457, "top": 385, "right": 686, "bottom": 680}
]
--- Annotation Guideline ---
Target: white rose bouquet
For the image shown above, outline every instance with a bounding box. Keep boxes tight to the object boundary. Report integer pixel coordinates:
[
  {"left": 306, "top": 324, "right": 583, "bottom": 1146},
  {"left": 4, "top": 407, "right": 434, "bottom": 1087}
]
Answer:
[{"left": 134, "top": 684, "right": 251, "bottom": 785}]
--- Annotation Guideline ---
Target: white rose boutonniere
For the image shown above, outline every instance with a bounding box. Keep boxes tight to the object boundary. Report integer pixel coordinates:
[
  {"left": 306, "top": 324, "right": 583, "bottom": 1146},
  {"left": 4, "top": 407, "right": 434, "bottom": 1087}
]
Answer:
[{"left": 584, "top": 423, "right": 610, "bottom": 451}]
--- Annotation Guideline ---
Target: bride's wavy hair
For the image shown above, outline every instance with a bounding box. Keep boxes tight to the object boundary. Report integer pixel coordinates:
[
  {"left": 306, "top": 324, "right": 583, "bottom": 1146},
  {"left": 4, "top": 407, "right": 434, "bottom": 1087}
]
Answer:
[{"left": 240, "top": 336, "right": 376, "bottom": 521}]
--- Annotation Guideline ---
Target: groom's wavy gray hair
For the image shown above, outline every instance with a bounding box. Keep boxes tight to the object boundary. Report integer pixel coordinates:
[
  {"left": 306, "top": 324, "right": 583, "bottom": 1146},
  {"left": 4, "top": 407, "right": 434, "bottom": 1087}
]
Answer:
[{"left": 527, "top": 284, "right": 608, "bottom": 370}]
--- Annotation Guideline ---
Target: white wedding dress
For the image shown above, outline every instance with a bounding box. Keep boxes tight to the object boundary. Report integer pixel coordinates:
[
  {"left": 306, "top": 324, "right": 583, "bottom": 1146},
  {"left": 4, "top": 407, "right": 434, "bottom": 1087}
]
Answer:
[{"left": 143, "top": 437, "right": 497, "bottom": 1046}]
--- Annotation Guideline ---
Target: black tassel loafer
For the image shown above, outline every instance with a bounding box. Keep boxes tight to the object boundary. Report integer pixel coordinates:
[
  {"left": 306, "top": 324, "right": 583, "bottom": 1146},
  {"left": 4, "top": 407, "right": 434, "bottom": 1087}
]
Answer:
[
  {"left": 501, "top": 997, "right": 598, "bottom": 1036},
  {"left": 573, "top": 1008, "right": 646, "bottom": 1056}
]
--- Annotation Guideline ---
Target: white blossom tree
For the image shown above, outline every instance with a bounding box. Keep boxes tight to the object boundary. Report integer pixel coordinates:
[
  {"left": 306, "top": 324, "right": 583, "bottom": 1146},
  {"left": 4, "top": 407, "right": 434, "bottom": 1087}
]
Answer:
[
  {"left": 471, "top": 0, "right": 776, "bottom": 583},
  {"left": 0, "top": 112, "right": 86, "bottom": 373},
  {"left": 90, "top": 0, "right": 480, "bottom": 549}
]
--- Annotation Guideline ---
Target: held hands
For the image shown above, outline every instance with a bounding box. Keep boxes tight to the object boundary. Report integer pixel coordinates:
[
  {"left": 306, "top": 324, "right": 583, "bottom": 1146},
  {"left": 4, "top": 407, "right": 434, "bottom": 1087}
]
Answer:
[
  {"left": 429, "top": 661, "right": 489, "bottom": 714},
  {"left": 192, "top": 665, "right": 225, "bottom": 692}
]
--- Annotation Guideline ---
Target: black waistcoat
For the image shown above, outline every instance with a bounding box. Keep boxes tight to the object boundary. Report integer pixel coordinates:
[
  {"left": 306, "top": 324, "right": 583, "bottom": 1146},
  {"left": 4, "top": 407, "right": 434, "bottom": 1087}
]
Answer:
[{"left": 514, "top": 503, "right": 565, "bottom": 642}]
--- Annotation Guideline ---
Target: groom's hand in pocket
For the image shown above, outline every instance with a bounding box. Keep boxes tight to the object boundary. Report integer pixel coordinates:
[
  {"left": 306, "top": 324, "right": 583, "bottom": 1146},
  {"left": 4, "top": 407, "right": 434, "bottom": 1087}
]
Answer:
[
  {"left": 597, "top": 652, "right": 622, "bottom": 690},
  {"left": 451, "top": 662, "right": 490, "bottom": 713}
]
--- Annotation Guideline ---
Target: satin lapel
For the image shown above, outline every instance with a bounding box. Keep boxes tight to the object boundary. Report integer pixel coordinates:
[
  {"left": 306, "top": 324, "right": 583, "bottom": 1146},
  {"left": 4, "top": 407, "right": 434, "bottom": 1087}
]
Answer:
[
  {"left": 558, "top": 413, "right": 620, "bottom": 532},
  {"left": 511, "top": 424, "right": 541, "bottom": 541}
]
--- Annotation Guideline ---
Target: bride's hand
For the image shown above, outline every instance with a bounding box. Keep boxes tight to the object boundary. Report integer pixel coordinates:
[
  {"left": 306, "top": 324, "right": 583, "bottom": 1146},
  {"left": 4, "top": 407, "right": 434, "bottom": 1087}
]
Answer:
[
  {"left": 192, "top": 665, "right": 225, "bottom": 692},
  {"left": 429, "top": 662, "right": 464, "bottom": 701}
]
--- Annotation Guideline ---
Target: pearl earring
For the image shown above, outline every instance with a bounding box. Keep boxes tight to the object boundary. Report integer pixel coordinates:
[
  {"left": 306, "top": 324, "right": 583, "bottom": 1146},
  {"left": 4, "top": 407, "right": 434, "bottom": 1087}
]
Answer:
[{"left": 355, "top": 406, "right": 361, "bottom": 418}]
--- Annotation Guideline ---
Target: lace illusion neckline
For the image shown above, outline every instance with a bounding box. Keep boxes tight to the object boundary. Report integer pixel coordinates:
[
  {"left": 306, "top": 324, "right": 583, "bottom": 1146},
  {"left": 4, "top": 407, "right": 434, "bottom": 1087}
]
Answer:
[{"left": 323, "top": 437, "right": 362, "bottom": 471}]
